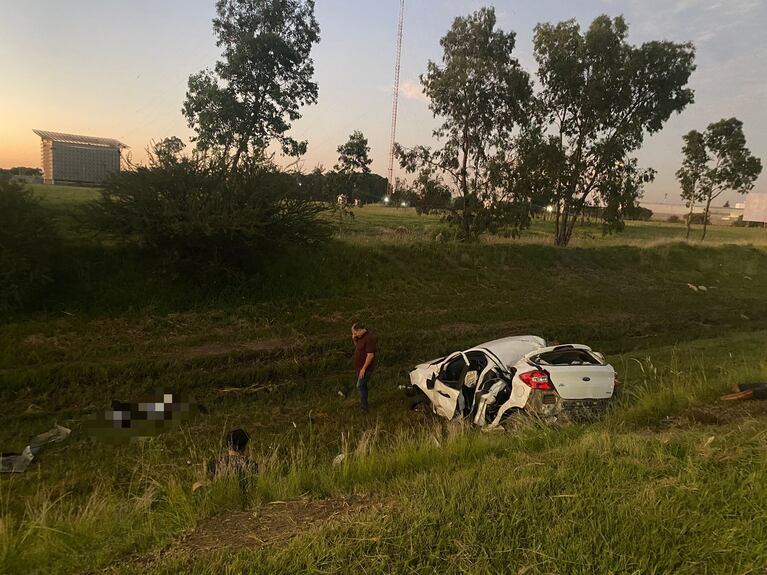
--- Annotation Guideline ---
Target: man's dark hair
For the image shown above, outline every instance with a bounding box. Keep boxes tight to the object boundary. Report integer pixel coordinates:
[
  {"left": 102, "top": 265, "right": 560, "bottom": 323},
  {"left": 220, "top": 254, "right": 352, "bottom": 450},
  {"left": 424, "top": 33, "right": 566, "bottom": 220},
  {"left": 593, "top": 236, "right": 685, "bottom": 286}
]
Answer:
[
  {"left": 352, "top": 322, "right": 367, "bottom": 332},
  {"left": 226, "top": 428, "right": 250, "bottom": 453}
]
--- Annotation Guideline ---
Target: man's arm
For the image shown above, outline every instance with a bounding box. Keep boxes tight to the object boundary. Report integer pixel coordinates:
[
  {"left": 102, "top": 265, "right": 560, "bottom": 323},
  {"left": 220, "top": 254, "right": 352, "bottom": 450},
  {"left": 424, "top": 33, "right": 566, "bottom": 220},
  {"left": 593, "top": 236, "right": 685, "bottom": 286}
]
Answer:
[{"left": 359, "top": 353, "right": 375, "bottom": 378}]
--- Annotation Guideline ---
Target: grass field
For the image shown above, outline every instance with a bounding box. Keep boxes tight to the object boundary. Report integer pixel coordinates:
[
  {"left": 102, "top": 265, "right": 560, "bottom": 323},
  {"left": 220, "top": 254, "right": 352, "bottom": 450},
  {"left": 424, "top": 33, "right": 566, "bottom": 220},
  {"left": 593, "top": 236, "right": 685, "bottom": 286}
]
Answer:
[{"left": 2, "top": 189, "right": 767, "bottom": 574}]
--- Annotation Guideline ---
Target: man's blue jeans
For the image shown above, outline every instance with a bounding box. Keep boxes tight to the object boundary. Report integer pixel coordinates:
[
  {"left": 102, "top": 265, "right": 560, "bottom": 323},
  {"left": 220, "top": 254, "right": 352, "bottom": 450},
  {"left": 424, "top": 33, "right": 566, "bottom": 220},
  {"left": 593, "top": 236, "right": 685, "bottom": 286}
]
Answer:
[{"left": 357, "top": 373, "right": 372, "bottom": 411}]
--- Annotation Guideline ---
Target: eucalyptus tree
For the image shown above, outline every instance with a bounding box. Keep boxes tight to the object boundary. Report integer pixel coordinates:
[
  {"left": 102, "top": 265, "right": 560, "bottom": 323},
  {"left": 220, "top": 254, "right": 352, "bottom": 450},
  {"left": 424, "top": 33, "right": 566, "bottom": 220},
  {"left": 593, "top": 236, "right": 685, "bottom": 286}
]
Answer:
[
  {"left": 335, "top": 131, "right": 373, "bottom": 175},
  {"left": 677, "top": 118, "right": 762, "bottom": 240},
  {"left": 532, "top": 15, "right": 696, "bottom": 246},
  {"left": 395, "top": 7, "right": 532, "bottom": 240},
  {"left": 183, "top": 0, "right": 320, "bottom": 170}
]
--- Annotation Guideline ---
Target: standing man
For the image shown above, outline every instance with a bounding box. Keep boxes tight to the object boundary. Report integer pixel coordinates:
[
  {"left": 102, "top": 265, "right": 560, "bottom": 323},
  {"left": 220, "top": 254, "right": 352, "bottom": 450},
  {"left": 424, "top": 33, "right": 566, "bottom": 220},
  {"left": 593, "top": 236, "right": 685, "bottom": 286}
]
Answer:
[{"left": 340, "top": 322, "right": 378, "bottom": 413}]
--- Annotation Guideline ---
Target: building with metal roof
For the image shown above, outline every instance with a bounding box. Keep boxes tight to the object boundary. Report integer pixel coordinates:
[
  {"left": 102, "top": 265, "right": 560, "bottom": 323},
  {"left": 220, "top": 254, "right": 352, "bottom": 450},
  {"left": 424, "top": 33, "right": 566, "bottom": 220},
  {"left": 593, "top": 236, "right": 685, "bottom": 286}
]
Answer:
[{"left": 33, "top": 129, "right": 128, "bottom": 185}]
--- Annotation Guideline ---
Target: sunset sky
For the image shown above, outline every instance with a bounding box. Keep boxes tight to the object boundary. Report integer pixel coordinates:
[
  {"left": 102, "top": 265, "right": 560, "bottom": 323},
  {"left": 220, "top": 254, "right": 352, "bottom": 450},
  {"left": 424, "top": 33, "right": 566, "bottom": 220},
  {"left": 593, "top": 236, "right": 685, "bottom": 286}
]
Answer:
[{"left": 1, "top": 0, "right": 765, "bottom": 203}]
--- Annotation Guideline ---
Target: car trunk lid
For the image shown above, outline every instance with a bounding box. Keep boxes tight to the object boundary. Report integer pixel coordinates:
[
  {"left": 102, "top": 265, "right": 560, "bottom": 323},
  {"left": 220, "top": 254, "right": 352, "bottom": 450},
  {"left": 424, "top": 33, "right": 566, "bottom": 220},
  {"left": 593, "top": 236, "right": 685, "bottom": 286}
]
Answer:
[
  {"left": 523, "top": 345, "right": 615, "bottom": 400},
  {"left": 544, "top": 365, "right": 615, "bottom": 400}
]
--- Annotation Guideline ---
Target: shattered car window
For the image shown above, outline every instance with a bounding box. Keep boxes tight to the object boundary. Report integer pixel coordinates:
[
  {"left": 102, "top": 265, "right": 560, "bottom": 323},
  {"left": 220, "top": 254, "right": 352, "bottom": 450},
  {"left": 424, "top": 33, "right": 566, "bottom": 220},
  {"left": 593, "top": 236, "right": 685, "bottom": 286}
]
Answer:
[
  {"left": 531, "top": 349, "right": 603, "bottom": 366},
  {"left": 441, "top": 356, "right": 467, "bottom": 384}
]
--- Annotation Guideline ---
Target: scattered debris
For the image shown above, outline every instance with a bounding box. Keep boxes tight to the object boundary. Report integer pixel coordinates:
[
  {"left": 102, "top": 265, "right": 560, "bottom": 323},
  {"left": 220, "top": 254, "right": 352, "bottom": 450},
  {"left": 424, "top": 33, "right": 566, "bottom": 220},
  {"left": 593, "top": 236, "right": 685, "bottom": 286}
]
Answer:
[
  {"left": 28, "top": 425, "right": 71, "bottom": 451},
  {"left": 1, "top": 425, "right": 71, "bottom": 473},
  {"left": 687, "top": 283, "right": 698, "bottom": 292},
  {"left": 721, "top": 383, "right": 767, "bottom": 401},
  {"left": 697, "top": 285, "right": 708, "bottom": 292},
  {"left": 332, "top": 453, "right": 346, "bottom": 466},
  {"left": 741, "top": 314, "right": 751, "bottom": 321},
  {"left": 0, "top": 446, "right": 34, "bottom": 474},
  {"left": 216, "top": 381, "right": 295, "bottom": 396}
]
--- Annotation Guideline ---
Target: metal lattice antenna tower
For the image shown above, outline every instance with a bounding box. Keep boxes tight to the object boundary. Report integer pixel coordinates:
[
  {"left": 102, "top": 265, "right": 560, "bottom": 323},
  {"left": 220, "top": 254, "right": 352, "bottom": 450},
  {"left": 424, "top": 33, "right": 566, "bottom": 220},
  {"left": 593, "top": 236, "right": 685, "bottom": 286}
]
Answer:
[{"left": 387, "top": 0, "right": 405, "bottom": 195}]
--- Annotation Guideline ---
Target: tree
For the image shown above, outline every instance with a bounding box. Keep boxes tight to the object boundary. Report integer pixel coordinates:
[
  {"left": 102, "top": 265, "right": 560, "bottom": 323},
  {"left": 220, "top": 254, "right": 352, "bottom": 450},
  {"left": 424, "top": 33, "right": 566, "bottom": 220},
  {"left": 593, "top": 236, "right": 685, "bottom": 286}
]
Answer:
[
  {"left": 407, "top": 170, "right": 452, "bottom": 215},
  {"left": 335, "top": 131, "right": 372, "bottom": 174},
  {"left": 599, "top": 159, "right": 656, "bottom": 234},
  {"left": 183, "top": 0, "right": 320, "bottom": 169},
  {"left": 151, "top": 136, "right": 187, "bottom": 167},
  {"left": 678, "top": 118, "right": 762, "bottom": 241},
  {"left": 676, "top": 130, "right": 708, "bottom": 239},
  {"left": 531, "top": 15, "right": 696, "bottom": 246},
  {"left": 333, "top": 130, "right": 374, "bottom": 204},
  {"left": 396, "top": 7, "right": 532, "bottom": 240}
]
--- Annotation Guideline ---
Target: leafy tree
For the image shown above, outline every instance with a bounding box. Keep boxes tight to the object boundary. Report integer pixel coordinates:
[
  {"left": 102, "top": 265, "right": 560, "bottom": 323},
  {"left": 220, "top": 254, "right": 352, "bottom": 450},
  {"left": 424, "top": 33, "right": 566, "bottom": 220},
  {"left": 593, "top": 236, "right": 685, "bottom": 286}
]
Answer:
[
  {"left": 676, "top": 130, "right": 708, "bottom": 239},
  {"left": 408, "top": 170, "right": 452, "bottom": 215},
  {"left": 599, "top": 159, "right": 656, "bottom": 234},
  {"left": 396, "top": 7, "right": 532, "bottom": 241},
  {"left": 332, "top": 130, "right": 375, "bottom": 205},
  {"left": 677, "top": 118, "right": 762, "bottom": 240},
  {"left": 335, "top": 131, "right": 372, "bottom": 174},
  {"left": 531, "top": 15, "right": 696, "bottom": 246},
  {"left": 151, "top": 136, "right": 187, "bottom": 167},
  {"left": 183, "top": 0, "right": 320, "bottom": 169}
]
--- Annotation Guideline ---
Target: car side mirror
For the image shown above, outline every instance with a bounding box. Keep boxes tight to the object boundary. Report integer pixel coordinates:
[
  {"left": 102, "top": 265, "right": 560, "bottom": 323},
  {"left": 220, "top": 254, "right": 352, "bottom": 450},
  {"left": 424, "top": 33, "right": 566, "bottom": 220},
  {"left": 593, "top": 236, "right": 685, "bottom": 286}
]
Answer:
[{"left": 426, "top": 376, "right": 436, "bottom": 390}]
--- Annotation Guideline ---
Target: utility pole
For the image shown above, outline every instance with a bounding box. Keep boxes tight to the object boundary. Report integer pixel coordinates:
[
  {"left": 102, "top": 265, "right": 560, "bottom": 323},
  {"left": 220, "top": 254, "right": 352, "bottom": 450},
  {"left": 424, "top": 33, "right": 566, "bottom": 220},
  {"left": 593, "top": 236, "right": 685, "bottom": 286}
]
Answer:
[{"left": 387, "top": 0, "right": 405, "bottom": 197}]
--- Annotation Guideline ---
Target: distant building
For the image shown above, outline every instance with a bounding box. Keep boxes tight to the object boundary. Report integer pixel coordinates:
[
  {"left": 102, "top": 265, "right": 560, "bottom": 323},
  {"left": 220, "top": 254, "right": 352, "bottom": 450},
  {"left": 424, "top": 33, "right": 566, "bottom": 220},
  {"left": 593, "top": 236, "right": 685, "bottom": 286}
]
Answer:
[
  {"left": 33, "top": 129, "right": 127, "bottom": 185},
  {"left": 743, "top": 193, "right": 767, "bottom": 224},
  {"left": 640, "top": 201, "right": 744, "bottom": 225}
]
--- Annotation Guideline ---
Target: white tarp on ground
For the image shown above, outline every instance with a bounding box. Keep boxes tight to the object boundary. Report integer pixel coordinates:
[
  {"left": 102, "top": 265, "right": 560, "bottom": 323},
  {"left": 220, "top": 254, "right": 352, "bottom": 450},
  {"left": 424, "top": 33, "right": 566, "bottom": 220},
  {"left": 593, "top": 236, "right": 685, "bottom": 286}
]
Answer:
[{"left": 744, "top": 193, "right": 767, "bottom": 223}]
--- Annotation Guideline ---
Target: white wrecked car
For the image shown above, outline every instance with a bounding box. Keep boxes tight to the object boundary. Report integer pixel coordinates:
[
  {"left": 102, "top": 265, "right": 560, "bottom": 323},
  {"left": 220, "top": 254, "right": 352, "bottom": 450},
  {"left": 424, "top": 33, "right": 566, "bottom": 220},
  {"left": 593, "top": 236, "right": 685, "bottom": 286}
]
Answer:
[{"left": 404, "top": 336, "right": 617, "bottom": 427}]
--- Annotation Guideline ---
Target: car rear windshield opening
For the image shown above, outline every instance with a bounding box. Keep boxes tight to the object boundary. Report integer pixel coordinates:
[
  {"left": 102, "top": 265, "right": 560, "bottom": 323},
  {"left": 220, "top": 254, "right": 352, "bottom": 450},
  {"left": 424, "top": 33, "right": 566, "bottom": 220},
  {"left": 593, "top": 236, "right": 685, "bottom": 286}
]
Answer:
[{"left": 530, "top": 350, "right": 602, "bottom": 366}]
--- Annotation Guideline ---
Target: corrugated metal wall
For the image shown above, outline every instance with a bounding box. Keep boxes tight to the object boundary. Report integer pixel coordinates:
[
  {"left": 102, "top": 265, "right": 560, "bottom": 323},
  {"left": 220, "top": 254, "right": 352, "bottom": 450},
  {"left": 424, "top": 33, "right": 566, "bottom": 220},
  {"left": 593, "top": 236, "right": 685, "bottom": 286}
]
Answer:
[{"left": 45, "top": 142, "right": 120, "bottom": 185}]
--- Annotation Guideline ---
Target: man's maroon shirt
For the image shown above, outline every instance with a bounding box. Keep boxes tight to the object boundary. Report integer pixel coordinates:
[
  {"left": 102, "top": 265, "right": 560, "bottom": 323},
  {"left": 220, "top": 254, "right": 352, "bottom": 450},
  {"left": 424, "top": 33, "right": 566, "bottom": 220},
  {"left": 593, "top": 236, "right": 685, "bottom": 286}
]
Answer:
[{"left": 353, "top": 331, "right": 378, "bottom": 373}]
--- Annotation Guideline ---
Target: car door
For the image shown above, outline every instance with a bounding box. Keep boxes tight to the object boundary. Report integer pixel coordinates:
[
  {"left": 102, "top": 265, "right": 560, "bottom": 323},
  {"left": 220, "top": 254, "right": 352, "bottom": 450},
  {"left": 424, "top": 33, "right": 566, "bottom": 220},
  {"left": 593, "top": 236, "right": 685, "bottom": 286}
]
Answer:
[{"left": 430, "top": 352, "right": 468, "bottom": 419}]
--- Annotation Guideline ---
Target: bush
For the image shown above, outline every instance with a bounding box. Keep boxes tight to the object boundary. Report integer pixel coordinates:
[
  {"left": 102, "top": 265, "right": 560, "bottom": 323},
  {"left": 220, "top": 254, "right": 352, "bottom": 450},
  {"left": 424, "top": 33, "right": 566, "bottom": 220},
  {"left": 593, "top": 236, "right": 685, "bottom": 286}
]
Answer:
[
  {"left": 686, "top": 212, "right": 710, "bottom": 225},
  {"left": 0, "top": 177, "right": 56, "bottom": 311},
  {"left": 667, "top": 215, "right": 682, "bottom": 223},
  {"left": 86, "top": 159, "right": 333, "bottom": 270},
  {"left": 626, "top": 206, "right": 653, "bottom": 221}
]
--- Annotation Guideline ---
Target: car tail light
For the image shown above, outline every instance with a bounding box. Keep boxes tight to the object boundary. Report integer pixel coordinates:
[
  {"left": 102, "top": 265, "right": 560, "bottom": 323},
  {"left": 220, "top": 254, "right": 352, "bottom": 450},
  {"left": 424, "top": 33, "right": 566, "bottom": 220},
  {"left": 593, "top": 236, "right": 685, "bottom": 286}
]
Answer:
[{"left": 519, "top": 370, "right": 553, "bottom": 390}]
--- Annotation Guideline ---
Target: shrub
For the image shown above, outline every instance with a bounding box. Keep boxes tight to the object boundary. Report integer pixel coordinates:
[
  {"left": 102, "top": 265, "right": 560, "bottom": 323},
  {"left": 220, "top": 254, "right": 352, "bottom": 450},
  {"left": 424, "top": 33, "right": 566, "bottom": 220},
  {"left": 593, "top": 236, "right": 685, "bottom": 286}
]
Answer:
[
  {"left": 0, "top": 177, "right": 56, "bottom": 311},
  {"left": 626, "top": 206, "right": 653, "bottom": 221},
  {"left": 85, "top": 159, "right": 333, "bottom": 270},
  {"left": 667, "top": 215, "right": 682, "bottom": 223},
  {"left": 686, "top": 212, "right": 710, "bottom": 225}
]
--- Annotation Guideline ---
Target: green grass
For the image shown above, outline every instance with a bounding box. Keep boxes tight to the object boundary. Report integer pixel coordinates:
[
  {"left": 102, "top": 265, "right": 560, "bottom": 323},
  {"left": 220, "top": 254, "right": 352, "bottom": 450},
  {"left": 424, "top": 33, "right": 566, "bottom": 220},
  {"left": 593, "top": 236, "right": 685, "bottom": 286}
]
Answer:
[
  {"left": 1, "top": 200, "right": 767, "bottom": 574},
  {"left": 29, "top": 183, "right": 101, "bottom": 206},
  {"left": 27, "top": 183, "right": 102, "bottom": 240}
]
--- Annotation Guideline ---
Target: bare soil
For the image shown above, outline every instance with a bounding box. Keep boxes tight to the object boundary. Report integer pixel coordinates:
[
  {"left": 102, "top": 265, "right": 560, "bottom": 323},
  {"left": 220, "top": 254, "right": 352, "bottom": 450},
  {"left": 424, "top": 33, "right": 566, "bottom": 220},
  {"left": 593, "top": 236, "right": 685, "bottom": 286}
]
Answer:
[{"left": 182, "top": 495, "right": 378, "bottom": 552}]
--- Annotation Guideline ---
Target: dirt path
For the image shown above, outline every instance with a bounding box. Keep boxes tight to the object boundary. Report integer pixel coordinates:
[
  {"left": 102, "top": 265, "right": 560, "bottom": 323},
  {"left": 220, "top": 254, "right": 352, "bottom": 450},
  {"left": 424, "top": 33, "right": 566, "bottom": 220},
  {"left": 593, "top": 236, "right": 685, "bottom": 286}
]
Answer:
[{"left": 101, "top": 495, "right": 384, "bottom": 573}]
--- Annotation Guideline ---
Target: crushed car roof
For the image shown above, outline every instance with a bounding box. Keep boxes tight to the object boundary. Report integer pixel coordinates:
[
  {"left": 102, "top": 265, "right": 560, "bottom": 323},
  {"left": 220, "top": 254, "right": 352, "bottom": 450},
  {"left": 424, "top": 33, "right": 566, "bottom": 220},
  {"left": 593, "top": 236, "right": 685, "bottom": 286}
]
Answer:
[{"left": 475, "top": 335, "right": 547, "bottom": 367}]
